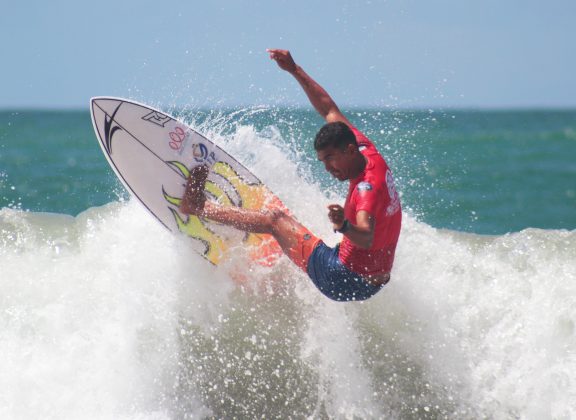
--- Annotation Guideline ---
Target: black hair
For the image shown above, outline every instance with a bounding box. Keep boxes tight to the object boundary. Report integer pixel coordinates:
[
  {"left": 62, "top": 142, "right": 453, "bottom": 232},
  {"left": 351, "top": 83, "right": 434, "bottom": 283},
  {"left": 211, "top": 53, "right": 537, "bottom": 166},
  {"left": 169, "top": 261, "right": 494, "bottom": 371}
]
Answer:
[{"left": 314, "top": 122, "right": 357, "bottom": 151}]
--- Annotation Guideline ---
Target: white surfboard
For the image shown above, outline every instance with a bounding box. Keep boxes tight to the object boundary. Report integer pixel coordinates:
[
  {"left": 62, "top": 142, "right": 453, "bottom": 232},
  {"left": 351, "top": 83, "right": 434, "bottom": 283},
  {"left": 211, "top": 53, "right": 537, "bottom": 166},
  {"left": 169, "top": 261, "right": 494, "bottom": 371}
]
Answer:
[{"left": 90, "top": 97, "right": 285, "bottom": 266}]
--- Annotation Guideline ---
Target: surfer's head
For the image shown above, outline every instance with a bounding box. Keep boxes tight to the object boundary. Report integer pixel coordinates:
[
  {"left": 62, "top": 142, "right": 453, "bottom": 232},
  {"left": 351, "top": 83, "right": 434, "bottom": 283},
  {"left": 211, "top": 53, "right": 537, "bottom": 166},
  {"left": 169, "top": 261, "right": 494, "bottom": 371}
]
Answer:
[
  {"left": 315, "top": 122, "right": 364, "bottom": 181},
  {"left": 314, "top": 122, "right": 357, "bottom": 151}
]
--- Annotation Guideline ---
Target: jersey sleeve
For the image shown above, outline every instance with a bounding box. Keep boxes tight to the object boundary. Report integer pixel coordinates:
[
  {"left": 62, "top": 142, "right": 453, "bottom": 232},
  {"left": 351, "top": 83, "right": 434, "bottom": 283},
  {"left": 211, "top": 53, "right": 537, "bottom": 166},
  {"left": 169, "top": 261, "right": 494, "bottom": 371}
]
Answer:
[
  {"left": 349, "top": 125, "right": 376, "bottom": 150},
  {"left": 353, "top": 179, "right": 387, "bottom": 217}
]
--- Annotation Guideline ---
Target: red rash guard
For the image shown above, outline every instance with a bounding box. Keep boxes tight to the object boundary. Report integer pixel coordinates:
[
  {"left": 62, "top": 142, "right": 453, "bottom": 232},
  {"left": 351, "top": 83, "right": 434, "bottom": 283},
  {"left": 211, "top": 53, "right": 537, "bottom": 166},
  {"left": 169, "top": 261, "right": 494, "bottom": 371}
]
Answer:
[{"left": 338, "top": 126, "right": 402, "bottom": 276}]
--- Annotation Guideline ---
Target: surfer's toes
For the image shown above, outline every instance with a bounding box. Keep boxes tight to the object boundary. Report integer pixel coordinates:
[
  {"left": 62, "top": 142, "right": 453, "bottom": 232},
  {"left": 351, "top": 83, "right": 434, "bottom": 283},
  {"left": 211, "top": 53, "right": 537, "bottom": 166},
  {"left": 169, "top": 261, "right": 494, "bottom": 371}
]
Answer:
[
  {"left": 181, "top": 165, "right": 209, "bottom": 215},
  {"left": 189, "top": 164, "right": 209, "bottom": 189}
]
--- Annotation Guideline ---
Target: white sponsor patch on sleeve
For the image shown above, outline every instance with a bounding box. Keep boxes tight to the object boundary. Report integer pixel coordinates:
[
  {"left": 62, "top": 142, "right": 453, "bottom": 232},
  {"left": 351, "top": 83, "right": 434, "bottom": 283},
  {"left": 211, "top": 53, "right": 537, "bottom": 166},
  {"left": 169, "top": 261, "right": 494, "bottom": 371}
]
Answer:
[{"left": 357, "top": 181, "right": 373, "bottom": 192}]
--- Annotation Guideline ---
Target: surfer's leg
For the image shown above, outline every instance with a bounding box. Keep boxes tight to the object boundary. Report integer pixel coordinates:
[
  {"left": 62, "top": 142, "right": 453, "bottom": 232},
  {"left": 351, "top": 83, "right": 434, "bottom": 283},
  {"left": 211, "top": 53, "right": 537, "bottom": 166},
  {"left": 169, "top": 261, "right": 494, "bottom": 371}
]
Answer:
[
  {"left": 180, "top": 164, "right": 277, "bottom": 232},
  {"left": 203, "top": 204, "right": 321, "bottom": 271},
  {"left": 265, "top": 210, "right": 322, "bottom": 271},
  {"left": 180, "top": 165, "right": 321, "bottom": 271},
  {"left": 185, "top": 200, "right": 319, "bottom": 271},
  {"left": 201, "top": 202, "right": 315, "bottom": 253}
]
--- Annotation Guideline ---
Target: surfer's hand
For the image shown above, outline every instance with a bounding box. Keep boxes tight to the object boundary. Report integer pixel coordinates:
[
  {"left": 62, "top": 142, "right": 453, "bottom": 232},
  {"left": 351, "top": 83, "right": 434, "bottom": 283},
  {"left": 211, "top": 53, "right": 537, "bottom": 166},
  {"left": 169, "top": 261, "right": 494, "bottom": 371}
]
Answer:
[
  {"left": 267, "top": 49, "right": 297, "bottom": 73},
  {"left": 327, "top": 204, "right": 346, "bottom": 230}
]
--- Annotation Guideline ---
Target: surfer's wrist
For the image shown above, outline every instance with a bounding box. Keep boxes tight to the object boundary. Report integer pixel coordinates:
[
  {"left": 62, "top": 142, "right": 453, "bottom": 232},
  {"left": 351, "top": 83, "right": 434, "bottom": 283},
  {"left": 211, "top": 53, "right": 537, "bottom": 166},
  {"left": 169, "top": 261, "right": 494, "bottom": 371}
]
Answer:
[
  {"left": 287, "top": 64, "right": 298, "bottom": 78},
  {"left": 334, "top": 219, "right": 350, "bottom": 234}
]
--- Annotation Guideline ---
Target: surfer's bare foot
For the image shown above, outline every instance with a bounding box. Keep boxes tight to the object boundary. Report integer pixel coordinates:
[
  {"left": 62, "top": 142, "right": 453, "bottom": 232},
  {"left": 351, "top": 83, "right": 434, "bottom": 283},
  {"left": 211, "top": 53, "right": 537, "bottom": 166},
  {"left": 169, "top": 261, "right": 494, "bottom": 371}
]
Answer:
[{"left": 180, "top": 164, "right": 209, "bottom": 215}]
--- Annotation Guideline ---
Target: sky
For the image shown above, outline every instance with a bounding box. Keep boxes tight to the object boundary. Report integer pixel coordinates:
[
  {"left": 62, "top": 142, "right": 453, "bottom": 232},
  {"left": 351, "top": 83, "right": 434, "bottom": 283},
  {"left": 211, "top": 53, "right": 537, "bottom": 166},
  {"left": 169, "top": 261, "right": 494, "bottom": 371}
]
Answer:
[{"left": 1, "top": 0, "right": 575, "bottom": 109}]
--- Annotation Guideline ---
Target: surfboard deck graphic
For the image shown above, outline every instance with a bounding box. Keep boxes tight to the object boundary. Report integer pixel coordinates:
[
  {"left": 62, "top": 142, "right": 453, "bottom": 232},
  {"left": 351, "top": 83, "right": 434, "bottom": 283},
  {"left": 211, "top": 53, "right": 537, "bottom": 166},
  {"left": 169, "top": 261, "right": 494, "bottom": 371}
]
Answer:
[{"left": 90, "top": 97, "right": 284, "bottom": 266}]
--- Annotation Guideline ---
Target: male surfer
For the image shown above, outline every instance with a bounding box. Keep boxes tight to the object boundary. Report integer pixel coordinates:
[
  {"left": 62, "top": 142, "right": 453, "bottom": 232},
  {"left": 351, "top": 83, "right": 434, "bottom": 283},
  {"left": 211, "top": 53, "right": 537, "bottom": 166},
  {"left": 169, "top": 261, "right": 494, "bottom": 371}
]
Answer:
[{"left": 180, "top": 49, "right": 402, "bottom": 302}]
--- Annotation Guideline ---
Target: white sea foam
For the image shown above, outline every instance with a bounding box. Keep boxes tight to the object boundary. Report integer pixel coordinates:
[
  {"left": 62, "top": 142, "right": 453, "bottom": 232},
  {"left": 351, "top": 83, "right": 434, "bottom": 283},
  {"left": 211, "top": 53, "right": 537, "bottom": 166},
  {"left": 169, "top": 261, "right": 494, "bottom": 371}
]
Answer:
[{"left": 1, "top": 121, "right": 575, "bottom": 419}]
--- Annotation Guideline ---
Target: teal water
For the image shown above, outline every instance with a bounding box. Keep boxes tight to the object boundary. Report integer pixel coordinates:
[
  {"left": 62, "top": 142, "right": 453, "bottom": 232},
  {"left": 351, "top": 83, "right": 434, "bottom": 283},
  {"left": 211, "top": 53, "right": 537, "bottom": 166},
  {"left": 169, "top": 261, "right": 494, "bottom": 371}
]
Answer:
[{"left": 1, "top": 108, "right": 575, "bottom": 234}]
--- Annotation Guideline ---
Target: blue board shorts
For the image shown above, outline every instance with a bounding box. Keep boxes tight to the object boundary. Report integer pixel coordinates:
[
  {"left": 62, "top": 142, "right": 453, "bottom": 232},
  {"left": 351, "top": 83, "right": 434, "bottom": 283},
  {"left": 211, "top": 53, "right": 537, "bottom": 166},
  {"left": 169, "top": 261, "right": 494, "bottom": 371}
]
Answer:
[{"left": 306, "top": 242, "right": 384, "bottom": 302}]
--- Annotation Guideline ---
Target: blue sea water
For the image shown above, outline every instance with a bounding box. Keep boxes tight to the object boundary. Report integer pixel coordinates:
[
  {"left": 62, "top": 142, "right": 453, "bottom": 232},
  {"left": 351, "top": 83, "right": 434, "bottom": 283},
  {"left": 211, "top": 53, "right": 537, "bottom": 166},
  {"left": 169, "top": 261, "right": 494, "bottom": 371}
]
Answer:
[
  {"left": 1, "top": 108, "right": 575, "bottom": 234},
  {"left": 1, "top": 106, "right": 575, "bottom": 419}
]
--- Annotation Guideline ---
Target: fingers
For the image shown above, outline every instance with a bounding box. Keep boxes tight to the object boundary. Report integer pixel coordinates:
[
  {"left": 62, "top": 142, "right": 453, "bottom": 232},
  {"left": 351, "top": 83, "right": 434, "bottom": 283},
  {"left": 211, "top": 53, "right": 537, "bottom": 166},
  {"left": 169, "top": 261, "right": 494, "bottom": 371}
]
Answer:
[
  {"left": 266, "top": 49, "right": 297, "bottom": 72},
  {"left": 327, "top": 204, "right": 343, "bottom": 212},
  {"left": 266, "top": 48, "right": 291, "bottom": 63},
  {"left": 266, "top": 48, "right": 287, "bottom": 59},
  {"left": 327, "top": 204, "right": 345, "bottom": 223}
]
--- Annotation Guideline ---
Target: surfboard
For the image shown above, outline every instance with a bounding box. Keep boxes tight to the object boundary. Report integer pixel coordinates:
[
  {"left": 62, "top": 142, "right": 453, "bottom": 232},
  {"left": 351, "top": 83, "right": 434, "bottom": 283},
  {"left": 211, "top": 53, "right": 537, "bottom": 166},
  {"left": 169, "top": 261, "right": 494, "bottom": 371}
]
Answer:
[{"left": 90, "top": 97, "right": 285, "bottom": 266}]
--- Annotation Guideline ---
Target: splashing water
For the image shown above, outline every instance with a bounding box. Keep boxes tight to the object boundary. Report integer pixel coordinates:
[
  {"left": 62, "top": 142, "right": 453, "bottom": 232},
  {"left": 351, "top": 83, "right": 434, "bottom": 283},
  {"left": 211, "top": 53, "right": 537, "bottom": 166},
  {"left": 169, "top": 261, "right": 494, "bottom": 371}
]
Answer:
[{"left": 1, "top": 112, "right": 575, "bottom": 419}]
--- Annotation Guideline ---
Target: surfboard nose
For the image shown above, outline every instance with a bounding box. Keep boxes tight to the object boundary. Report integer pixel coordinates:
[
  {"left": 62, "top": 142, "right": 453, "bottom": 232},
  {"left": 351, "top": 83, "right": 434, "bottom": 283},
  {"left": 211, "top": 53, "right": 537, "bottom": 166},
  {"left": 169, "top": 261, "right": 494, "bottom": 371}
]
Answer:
[{"left": 90, "top": 97, "right": 123, "bottom": 116}]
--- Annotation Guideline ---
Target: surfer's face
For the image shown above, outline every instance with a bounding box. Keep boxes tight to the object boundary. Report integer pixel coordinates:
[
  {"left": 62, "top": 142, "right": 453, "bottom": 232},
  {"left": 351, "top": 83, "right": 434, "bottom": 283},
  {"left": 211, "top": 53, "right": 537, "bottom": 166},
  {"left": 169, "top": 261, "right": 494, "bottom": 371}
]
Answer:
[{"left": 316, "top": 145, "right": 354, "bottom": 181}]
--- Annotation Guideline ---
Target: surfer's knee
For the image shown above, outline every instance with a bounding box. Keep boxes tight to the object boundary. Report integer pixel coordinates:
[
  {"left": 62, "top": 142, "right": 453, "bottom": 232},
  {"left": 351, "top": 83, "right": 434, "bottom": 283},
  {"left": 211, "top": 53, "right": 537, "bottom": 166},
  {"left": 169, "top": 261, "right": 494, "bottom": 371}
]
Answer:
[
  {"left": 267, "top": 209, "right": 292, "bottom": 233},
  {"left": 268, "top": 209, "right": 289, "bottom": 223}
]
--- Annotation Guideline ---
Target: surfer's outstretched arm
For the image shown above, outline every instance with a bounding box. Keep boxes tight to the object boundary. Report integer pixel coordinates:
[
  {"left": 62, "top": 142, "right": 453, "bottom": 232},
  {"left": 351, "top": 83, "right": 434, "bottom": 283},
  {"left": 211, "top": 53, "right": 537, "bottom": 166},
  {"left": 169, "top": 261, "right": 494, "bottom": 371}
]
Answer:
[{"left": 267, "top": 49, "right": 351, "bottom": 126}]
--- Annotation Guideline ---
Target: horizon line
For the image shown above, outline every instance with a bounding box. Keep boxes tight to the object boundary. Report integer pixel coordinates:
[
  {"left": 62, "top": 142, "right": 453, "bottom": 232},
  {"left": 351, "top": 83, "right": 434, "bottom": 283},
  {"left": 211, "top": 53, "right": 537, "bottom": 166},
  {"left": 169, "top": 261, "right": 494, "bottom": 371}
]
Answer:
[{"left": 2, "top": 104, "right": 576, "bottom": 113}]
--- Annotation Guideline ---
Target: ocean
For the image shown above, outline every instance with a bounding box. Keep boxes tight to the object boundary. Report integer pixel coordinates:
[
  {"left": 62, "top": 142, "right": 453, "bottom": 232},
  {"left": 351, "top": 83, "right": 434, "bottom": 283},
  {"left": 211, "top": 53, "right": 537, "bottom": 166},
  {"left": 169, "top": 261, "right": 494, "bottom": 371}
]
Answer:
[{"left": 1, "top": 106, "right": 575, "bottom": 419}]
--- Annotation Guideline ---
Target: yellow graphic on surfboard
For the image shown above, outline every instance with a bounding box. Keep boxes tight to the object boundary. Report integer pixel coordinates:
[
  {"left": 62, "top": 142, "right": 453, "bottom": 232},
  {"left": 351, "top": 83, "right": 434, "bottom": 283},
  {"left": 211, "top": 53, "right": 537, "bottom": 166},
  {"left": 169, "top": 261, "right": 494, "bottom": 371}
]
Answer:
[{"left": 163, "top": 160, "right": 285, "bottom": 266}]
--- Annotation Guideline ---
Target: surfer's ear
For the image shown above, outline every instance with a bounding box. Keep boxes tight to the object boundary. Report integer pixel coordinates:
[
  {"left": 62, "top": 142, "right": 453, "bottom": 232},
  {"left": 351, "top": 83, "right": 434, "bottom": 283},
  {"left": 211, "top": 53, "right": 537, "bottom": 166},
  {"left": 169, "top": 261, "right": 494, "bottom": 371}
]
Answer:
[{"left": 345, "top": 142, "right": 357, "bottom": 155}]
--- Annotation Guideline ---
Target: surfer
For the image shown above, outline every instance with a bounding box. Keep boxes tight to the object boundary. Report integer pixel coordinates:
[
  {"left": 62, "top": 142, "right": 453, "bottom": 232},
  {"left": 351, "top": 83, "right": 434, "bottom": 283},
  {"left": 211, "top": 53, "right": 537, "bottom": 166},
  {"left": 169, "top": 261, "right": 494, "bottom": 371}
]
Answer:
[{"left": 180, "top": 49, "right": 402, "bottom": 302}]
